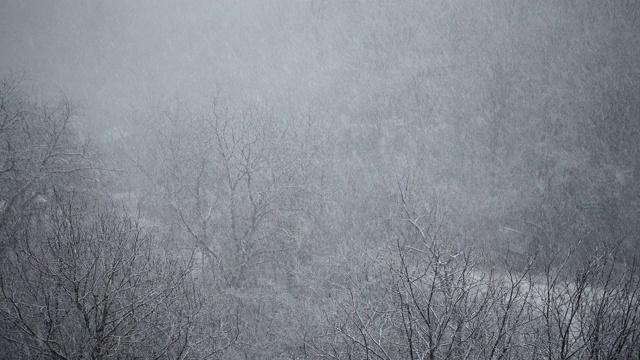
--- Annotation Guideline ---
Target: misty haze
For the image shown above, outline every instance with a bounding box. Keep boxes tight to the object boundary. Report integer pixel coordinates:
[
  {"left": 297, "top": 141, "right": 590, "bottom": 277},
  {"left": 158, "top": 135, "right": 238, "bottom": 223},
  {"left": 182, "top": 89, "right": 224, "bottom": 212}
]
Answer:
[{"left": 1, "top": 1, "right": 639, "bottom": 358}]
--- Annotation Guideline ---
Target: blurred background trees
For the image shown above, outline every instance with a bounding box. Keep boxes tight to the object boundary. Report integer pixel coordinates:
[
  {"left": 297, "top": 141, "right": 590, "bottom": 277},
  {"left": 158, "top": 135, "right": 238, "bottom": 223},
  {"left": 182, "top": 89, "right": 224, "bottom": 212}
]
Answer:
[{"left": 0, "top": 72, "right": 98, "bottom": 250}]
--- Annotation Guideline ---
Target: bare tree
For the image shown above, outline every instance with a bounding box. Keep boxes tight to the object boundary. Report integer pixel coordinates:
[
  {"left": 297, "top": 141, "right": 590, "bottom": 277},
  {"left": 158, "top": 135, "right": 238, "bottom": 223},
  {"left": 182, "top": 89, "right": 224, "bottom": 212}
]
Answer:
[
  {"left": 311, "top": 182, "right": 640, "bottom": 359},
  {"left": 0, "top": 191, "right": 239, "bottom": 359},
  {"left": 0, "top": 72, "right": 97, "bottom": 248},
  {"left": 125, "top": 98, "right": 319, "bottom": 289}
]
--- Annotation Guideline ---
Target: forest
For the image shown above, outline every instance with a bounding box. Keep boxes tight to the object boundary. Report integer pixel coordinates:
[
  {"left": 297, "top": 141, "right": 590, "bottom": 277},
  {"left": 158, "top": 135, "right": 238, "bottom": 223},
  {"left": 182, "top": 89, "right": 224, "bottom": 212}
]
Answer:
[{"left": 1, "top": 0, "right": 640, "bottom": 358}]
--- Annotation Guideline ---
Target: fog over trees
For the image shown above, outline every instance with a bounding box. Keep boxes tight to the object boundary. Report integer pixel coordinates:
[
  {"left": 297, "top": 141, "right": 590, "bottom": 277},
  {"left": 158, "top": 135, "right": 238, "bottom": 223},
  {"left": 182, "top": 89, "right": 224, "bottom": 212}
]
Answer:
[{"left": 1, "top": 1, "right": 639, "bottom": 358}]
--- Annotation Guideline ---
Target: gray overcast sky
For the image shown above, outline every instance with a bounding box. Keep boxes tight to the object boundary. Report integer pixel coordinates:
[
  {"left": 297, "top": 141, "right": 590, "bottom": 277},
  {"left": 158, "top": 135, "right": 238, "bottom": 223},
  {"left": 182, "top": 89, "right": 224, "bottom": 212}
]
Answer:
[
  {"left": 3, "top": 0, "right": 637, "bottom": 133},
  {"left": 0, "top": 0, "right": 330, "bottom": 125}
]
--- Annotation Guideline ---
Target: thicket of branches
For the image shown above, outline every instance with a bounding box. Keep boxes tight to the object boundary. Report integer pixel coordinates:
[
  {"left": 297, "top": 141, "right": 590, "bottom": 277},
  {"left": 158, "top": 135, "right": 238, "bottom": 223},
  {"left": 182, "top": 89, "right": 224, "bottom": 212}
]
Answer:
[
  {"left": 0, "top": 76, "right": 240, "bottom": 358},
  {"left": 309, "top": 187, "right": 640, "bottom": 359}
]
